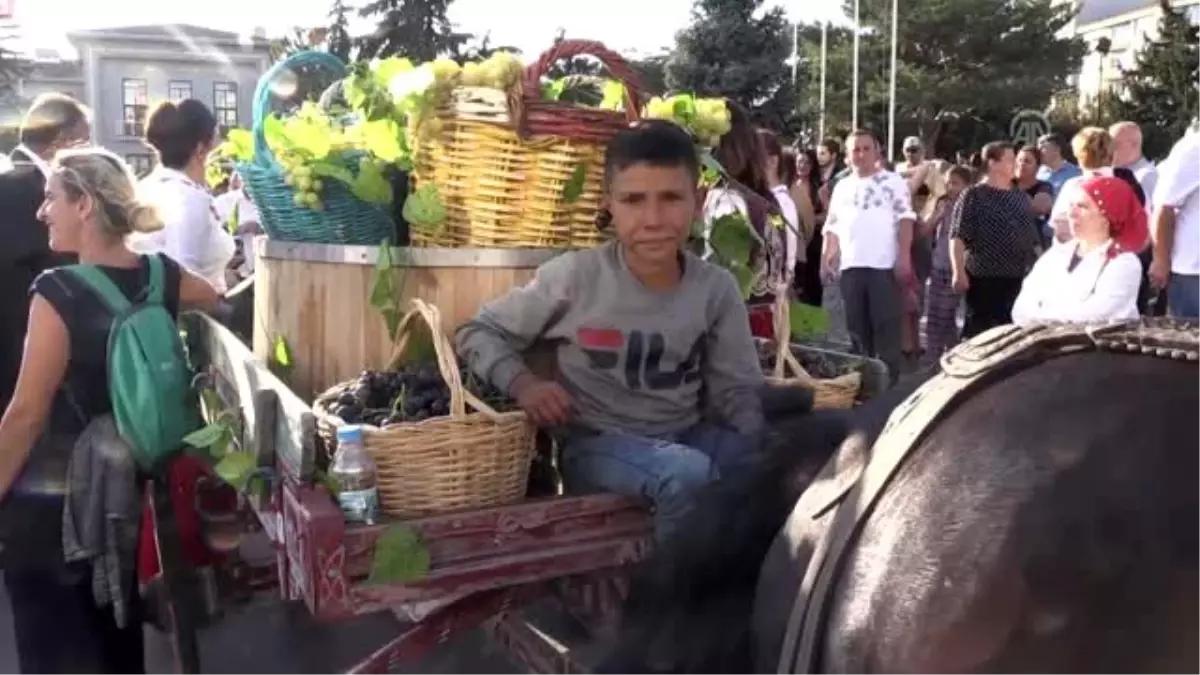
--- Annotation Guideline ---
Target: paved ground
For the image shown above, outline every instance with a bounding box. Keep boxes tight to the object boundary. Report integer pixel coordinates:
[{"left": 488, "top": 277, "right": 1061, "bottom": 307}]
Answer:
[{"left": 0, "top": 574, "right": 523, "bottom": 673}]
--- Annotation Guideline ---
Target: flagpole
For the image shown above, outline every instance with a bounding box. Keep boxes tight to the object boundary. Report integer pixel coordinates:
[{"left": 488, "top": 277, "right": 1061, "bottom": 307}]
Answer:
[
  {"left": 819, "top": 20, "right": 828, "bottom": 142},
  {"left": 791, "top": 19, "right": 799, "bottom": 87},
  {"left": 887, "top": 0, "right": 898, "bottom": 160},
  {"left": 851, "top": 0, "right": 860, "bottom": 130}
]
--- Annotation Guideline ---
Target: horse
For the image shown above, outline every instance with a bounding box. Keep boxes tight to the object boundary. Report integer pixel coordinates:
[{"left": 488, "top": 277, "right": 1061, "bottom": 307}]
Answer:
[{"left": 601, "top": 323, "right": 1199, "bottom": 673}]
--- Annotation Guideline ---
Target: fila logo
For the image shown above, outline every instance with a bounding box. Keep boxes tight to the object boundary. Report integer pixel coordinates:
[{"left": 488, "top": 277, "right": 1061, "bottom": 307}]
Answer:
[{"left": 576, "top": 327, "right": 703, "bottom": 391}]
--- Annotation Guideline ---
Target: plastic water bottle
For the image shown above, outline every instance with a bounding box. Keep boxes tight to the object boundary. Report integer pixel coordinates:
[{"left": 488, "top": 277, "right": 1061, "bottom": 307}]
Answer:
[{"left": 330, "top": 425, "right": 380, "bottom": 525}]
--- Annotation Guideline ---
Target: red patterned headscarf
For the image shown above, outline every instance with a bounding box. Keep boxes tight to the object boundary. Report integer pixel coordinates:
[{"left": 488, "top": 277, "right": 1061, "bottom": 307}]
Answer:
[{"left": 1078, "top": 175, "right": 1149, "bottom": 257}]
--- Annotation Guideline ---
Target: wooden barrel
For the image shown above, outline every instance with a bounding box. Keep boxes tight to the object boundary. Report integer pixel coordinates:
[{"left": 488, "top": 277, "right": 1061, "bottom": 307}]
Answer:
[{"left": 252, "top": 239, "right": 562, "bottom": 401}]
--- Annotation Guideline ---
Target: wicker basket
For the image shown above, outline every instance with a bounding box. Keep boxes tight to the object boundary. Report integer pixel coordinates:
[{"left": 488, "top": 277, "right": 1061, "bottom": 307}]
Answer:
[
  {"left": 411, "top": 39, "right": 642, "bottom": 249},
  {"left": 313, "top": 299, "right": 536, "bottom": 518},
  {"left": 239, "top": 50, "right": 396, "bottom": 246},
  {"left": 766, "top": 295, "right": 861, "bottom": 410}
]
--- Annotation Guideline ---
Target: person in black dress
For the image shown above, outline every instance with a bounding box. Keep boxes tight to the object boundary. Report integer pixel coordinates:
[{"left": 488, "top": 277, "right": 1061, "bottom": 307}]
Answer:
[
  {"left": 0, "top": 94, "right": 91, "bottom": 416},
  {"left": 949, "top": 141, "right": 1042, "bottom": 338},
  {"left": 0, "top": 147, "right": 221, "bottom": 673},
  {"left": 1014, "top": 145, "right": 1054, "bottom": 247}
]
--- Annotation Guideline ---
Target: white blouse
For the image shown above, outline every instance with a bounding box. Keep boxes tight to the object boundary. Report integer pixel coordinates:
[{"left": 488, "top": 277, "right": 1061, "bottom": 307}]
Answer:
[
  {"left": 134, "top": 167, "right": 236, "bottom": 293},
  {"left": 1011, "top": 239, "right": 1141, "bottom": 325}
]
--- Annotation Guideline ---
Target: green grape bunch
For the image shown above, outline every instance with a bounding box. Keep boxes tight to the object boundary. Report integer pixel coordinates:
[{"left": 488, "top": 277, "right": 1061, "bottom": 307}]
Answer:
[
  {"left": 643, "top": 94, "right": 732, "bottom": 149},
  {"left": 280, "top": 155, "right": 327, "bottom": 211}
]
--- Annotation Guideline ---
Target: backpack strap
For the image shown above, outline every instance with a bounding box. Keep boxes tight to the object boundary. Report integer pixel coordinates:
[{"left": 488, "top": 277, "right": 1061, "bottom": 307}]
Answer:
[
  {"left": 66, "top": 255, "right": 166, "bottom": 314},
  {"left": 65, "top": 265, "right": 132, "bottom": 316}
]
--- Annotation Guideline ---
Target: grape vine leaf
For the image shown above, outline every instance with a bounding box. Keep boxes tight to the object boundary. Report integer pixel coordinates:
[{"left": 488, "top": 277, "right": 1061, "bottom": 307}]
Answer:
[
  {"left": 789, "top": 301, "right": 831, "bottom": 340},
  {"left": 402, "top": 183, "right": 447, "bottom": 232},
  {"left": 311, "top": 161, "right": 355, "bottom": 186},
  {"left": 368, "top": 525, "right": 431, "bottom": 585},
  {"left": 709, "top": 212, "right": 753, "bottom": 266},
  {"left": 350, "top": 160, "right": 393, "bottom": 204},
  {"left": 284, "top": 116, "right": 333, "bottom": 159},
  {"left": 183, "top": 423, "right": 226, "bottom": 450},
  {"left": 543, "top": 78, "right": 567, "bottom": 102},
  {"left": 599, "top": 79, "right": 625, "bottom": 111},
  {"left": 374, "top": 57, "right": 415, "bottom": 87},
  {"left": 262, "top": 116, "right": 288, "bottom": 154},
  {"left": 369, "top": 240, "right": 403, "bottom": 341},
  {"left": 214, "top": 451, "right": 257, "bottom": 491},
  {"left": 359, "top": 119, "right": 404, "bottom": 164},
  {"left": 728, "top": 261, "right": 754, "bottom": 299},
  {"left": 671, "top": 95, "right": 697, "bottom": 124},
  {"left": 272, "top": 334, "right": 293, "bottom": 368},
  {"left": 562, "top": 162, "right": 588, "bottom": 203}
]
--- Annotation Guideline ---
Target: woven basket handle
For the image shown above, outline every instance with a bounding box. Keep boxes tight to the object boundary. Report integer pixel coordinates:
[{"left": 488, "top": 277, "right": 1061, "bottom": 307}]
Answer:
[
  {"left": 250, "top": 50, "right": 348, "bottom": 169},
  {"left": 385, "top": 298, "right": 506, "bottom": 422},
  {"left": 772, "top": 291, "right": 817, "bottom": 383},
  {"left": 520, "top": 39, "right": 644, "bottom": 122}
]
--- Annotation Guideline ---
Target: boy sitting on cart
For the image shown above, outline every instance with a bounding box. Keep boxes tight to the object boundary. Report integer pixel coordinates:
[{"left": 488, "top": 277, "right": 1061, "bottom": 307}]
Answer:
[{"left": 456, "top": 120, "right": 765, "bottom": 543}]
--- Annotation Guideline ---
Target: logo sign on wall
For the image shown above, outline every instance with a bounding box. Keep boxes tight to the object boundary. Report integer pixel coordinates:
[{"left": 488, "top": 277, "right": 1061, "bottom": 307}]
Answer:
[{"left": 1009, "top": 109, "right": 1051, "bottom": 148}]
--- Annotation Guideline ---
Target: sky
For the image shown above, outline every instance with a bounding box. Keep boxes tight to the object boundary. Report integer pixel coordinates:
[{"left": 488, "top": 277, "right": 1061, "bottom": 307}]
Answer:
[{"left": 12, "top": 0, "right": 851, "bottom": 59}]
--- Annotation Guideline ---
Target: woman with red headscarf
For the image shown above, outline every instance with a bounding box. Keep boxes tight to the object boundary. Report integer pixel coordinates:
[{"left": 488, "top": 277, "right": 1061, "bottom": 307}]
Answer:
[{"left": 1012, "top": 175, "right": 1147, "bottom": 324}]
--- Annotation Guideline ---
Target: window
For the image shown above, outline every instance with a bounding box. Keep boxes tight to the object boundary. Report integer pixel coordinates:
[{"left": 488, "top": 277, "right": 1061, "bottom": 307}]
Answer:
[
  {"left": 1111, "top": 21, "right": 1135, "bottom": 50},
  {"left": 1188, "top": 4, "right": 1200, "bottom": 26},
  {"left": 121, "top": 78, "right": 148, "bottom": 137},
  {"left": 168, "top": 80, "right": 192, "bottom": 102},
  {"left": 213, "top": 82, "right": 238, "bottom": 132},
  {"left": 125, "top": 153, "right": 155, "bottom": 177}
]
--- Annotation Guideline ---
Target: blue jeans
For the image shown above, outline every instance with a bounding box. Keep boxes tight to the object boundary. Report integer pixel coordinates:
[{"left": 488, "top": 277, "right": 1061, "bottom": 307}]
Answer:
[
  {"left": 1168, "top": 273, "right": 1199, "bottom": 321},
  {"left": 561, "top": 424, "right": 760, "bottom": 544}
]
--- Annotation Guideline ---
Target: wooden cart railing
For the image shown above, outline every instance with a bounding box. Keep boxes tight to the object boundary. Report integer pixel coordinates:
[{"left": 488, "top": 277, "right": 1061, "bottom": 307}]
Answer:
[{"left": 181, "top": 312, "right": 654, "bottom": 673}]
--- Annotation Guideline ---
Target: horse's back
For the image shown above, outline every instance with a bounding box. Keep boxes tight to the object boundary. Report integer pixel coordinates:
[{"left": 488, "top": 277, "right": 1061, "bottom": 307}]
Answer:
[{"left": 811, "top": 351, "right": 1198, "bottom": 672}]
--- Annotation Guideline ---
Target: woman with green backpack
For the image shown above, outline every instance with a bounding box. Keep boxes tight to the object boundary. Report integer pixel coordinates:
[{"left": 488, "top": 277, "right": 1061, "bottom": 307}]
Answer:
[{"left": 0, "top": 147, "right": 221, "bottom": 673}]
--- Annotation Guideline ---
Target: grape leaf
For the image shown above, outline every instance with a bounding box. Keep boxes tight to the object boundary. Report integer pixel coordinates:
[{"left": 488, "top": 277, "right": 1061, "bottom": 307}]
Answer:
[
  {"left": 350, "top": 160, "right": 393, "bottom": 204},
  {"left": 671, "top": 95, "right": 697, "bottom": 124},
  {"left": 368, "top": 525, "right": 431, "bottom": 585},
  {"left": 272, "top": 334, "right": 293, "bottom": 368},
  {"left": 599, "top": 79, "right": 625, "bottom": 111},
  {"left": 214, "top": 451, "right": 257, "bottom": 491},
  {"left": 283, "top": 116, "right": 332, "bottom": 159},
  {"left": 369, "top": 240, "right": 403, "bottom": 341},
  {"left": 562, "top": 162, "right": 588, "bottom": 203},
  {"left": 374, "top": 57, "right": 415, "bottom": 88},
  {"left": 359, "top": 119, "right": 404, "bottom": 164},
  {"left": 183, "top": 423, "right": 226, "bottom": 449},
  {"left": 728, "top": 261, "right": 754, "bottom": 299},
  {"left": 544, "top": 78, "right": 567, "bottom": 102},
  {"left": 224, "top": 129, "right": 254, "bottom": 161},
  {"left": 311, "top": 161, "right": 355, "bottom": 186},
  {"left": 709, "top": 212, "right": 753, "bottom": 266},
  {"left": 225, "top": 202, "right": 239, "bottom": 234},
  {"left": 262, "top": 116, "right": 288, "bottom": 154},
  {"left": 789, "top": 301, "right": 831, "bottom": 340},
  {"left": 402, "top": 183, "right": 447, "bottom": 231}
]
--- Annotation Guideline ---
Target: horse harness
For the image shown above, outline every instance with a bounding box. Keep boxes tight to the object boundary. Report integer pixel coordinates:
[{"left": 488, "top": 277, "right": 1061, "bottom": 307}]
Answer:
[{"left": 774, "top": 318, "right": 1200, "bottom": 674}]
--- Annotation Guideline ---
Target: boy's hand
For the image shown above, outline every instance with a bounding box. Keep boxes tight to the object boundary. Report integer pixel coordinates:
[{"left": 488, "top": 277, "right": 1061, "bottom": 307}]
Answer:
[{"left": 510, "top": 374, "right": 573, "bottom": 427}]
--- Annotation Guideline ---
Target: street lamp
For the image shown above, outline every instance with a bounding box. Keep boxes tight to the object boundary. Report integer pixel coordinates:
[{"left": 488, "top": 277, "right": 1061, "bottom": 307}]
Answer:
[{"left": 1095, "top": 36, "right": 1112, "bottom": 112}]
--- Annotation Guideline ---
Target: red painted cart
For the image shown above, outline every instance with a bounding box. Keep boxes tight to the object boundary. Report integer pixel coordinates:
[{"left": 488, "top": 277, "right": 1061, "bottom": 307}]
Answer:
[{"left": 178, "top": 312, "right": 654, "bottom": 674}]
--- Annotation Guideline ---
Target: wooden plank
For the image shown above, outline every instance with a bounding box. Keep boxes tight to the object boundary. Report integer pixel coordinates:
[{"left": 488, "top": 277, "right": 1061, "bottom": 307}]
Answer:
[{"left": 184, "top": 311, "right": 317, "bottom": 483}]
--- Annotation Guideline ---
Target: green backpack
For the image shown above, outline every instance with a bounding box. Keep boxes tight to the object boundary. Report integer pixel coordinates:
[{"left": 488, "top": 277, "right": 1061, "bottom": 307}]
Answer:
[{"left": 67, "top": 256, "right": 200, "bottom": 470}]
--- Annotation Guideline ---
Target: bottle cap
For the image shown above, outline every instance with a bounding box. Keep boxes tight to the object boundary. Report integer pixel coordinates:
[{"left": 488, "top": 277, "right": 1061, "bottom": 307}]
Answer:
[{"left": 336, "top": 425, "right": 363, "bottom": 444}]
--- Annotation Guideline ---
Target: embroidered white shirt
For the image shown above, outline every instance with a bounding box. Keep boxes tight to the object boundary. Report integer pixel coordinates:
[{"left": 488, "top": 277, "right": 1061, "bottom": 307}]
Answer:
[{"left": 134, "top": 167, "right": 236, "bottom": 292}]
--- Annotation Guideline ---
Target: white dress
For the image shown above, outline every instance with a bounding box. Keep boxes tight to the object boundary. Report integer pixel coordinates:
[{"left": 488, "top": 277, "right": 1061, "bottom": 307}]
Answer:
[
  {"left": 1011, "top": 239, "right": 1141, "bottom": 325},
  {"left": 135, "top": 167, "right": 236, "bottom": 293}
]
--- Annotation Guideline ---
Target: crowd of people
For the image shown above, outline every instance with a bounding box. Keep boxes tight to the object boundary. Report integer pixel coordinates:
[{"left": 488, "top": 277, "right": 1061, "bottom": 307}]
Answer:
[{"left": 742, "top": 121, "right": 1199, "bottom": 380}]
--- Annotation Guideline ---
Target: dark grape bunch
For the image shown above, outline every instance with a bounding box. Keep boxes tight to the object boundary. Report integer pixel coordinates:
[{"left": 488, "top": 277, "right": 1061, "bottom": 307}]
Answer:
[
  {"left": 756, "top": 342, "right": 856, "bottom": 380},
  {"left": 327, "top": 362, "right": 517, "bottom": 427}
]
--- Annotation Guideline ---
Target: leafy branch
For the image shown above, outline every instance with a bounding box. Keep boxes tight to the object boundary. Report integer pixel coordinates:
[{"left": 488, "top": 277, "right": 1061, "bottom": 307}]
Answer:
[
  {"left": 369, "top": 240, "right": 407, "bottom": 342},
  {"left": 182, "top": 374, "right": 270, "bottom": 496}
]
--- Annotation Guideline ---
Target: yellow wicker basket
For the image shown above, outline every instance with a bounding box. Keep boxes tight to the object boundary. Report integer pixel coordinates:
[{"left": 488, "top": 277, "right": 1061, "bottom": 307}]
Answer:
[
  {"left": 411, "top": 39, "right": 641, "bottom": 249},
  {"left": 313, "top": 299, "right": 536, "bottom": 518},
  {"left": 766, "top": 294, "right": 862, "bottom": 410}
]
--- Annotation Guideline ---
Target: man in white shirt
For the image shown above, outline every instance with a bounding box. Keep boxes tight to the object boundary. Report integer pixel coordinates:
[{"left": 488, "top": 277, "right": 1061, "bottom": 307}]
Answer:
[
  {"left": 821, "top": 130, "right": 916, "bottom": 383},
  {"left": 1110, "top": 121, "right": 1158, "bottom": 212},
  {"left": 1150, "top": 128, "right": 1200, "bottom": 320}
]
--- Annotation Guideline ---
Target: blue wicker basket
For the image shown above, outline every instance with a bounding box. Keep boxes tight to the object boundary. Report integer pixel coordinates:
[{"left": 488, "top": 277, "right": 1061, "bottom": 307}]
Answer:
[{"left": 238, "top": 50, "right": 396, "bottom": 245}]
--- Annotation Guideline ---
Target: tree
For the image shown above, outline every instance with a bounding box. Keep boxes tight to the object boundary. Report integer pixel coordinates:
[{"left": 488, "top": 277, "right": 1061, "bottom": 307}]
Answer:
[
  {"left": 631, "top": 53, "right": 669, "bottom": 97},
  {"left": 1116, "top": 0, "right": 1199, "bottom": 160},
  {"left": 456, "top": 32, "right": 521, "bottom": 61},
  {"left": 327, "top": 0, "right": 355, "bottom": 62},
  {"left": 796, "top": 0, "right": 1086, "bottom": 155},
  {"left": 667, "top": 0, "right": 796, "bottom": 132},
  {"left": 356, "top": 0, "right": 469, "bottom": 61}
]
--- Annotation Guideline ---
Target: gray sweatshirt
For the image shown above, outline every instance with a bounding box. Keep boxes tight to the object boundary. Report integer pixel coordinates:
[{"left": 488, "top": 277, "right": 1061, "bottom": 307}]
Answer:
[{"left": 455, "top": 241, "right": 765, "bottom": 437}]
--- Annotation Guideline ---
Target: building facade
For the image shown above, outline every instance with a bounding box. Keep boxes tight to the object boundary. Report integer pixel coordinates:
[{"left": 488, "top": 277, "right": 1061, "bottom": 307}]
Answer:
[
  {"left": 7, "top": 24, "right": 270, "bottom": 174},
  {"left": 1065, "top": 0, "right": 1200, "bottom": 102}
]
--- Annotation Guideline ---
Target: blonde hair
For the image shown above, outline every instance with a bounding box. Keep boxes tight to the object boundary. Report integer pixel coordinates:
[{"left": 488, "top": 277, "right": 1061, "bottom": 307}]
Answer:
[
  {"left": 52, "top": 147, "right": 162, "bottom": 238},
  {"left": 1072, "top": 127, "right": 1113, "bottom": 170}
]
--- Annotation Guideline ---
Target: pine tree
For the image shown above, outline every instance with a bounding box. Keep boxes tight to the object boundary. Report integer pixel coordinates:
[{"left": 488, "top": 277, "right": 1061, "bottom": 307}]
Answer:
[
  {"left": 667, "top": 0, "right": 795, "bottom": 132},
  {"left": 327, "top": 0, "right": 355, "bottom": 62},
  {"left": 1117, "top": 0, "right": 1199, "bottom": 160},
  {"left": 356, "top": 0, "right": 468, "bottom": 62}
]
